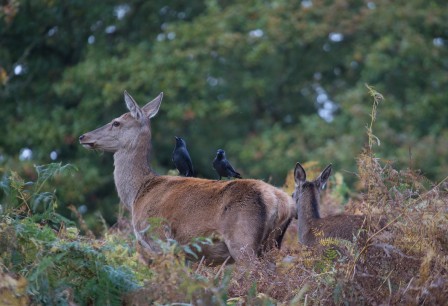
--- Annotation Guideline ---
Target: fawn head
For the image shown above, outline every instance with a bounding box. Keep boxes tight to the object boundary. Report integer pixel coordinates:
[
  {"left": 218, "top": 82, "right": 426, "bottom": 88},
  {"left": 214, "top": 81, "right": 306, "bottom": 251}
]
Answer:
[
  {"left": 293, "top": 163, "right": 332, "bottom": 213},
  {"left": 79, "top": 91, "right": 163, "bottom": 152}
]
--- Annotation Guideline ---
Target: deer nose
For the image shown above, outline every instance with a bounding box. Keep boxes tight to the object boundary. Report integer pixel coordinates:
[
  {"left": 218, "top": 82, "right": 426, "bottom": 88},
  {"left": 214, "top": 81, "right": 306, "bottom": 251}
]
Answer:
[{"left": 79, "top": 135, "right": 85, "bottom": 141}]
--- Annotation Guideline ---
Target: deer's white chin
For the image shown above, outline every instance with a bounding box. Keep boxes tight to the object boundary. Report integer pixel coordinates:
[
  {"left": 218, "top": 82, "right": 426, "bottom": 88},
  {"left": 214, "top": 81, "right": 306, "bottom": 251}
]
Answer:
[{"left": 82, "top": 143, "right": 95, "bottom": 149}]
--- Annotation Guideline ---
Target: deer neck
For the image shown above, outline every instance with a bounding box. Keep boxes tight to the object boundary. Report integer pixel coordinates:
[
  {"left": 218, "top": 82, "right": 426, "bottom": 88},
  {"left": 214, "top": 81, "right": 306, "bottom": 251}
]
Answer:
[
  {"left": 113, "top": 133, "right": 154, "bottom": 210},
  {"left": 297, "top": 186, "right": 321, "bottom": 242}
]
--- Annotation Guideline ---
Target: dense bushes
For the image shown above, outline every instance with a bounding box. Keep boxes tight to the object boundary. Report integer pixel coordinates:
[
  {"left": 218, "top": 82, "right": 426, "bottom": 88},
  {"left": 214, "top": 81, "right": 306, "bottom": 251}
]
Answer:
[{"left": 1, "top": 148, "right": 447, "bottom": 304}]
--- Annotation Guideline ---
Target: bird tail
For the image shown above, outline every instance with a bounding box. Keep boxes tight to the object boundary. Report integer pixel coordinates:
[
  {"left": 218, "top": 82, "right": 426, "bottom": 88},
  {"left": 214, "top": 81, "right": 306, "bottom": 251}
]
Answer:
[{"left": 235, "top": 172, "right": 242, "bottom": 179}]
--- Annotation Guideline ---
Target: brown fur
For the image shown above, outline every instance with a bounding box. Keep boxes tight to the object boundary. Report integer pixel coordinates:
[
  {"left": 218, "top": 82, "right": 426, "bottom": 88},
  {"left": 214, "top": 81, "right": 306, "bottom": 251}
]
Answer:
[
  {"left": 79, "top": 91, "right": 296, "bottom": 264},
  {"left": 293, "top": 162, "right": 366, "bottom": 246},
  {"left": 134, "top": 175, "right": 294, "bottom": 264}
]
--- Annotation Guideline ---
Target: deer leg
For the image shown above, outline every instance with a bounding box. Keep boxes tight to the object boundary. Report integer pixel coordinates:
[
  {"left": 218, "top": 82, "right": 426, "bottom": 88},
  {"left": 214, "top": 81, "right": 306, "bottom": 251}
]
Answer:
[
  {"left": 220, "top": 195, "right": 267, "bottom": 263},
  {"left": 222, "top": 217, "right": 264, "bottom": 264},
  {"left": 224, "top": 237, "right": 260, "bottom": 264},
  {"left": 272, "top": 218, "right": 292, "bottom": 250}
]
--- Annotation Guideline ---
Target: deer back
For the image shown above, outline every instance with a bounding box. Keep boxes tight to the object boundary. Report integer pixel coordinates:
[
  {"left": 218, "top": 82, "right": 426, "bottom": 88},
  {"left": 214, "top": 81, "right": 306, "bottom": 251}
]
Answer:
[{"left": 132, "top": 175, "right": 296, "bottom": 263}]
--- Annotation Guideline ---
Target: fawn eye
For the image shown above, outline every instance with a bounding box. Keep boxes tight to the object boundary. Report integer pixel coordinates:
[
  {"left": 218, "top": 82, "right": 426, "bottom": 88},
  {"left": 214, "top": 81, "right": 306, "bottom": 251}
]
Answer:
[{"left": 112, "top": 121, "right": 120, "bottom": 127}]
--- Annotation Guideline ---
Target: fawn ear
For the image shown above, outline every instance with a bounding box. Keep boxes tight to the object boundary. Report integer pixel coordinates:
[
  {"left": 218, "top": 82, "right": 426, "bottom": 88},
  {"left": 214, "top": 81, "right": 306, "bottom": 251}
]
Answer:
[
  {"left": 294, "top": 162, "right": 307, "bottom": 186},
  {"left": 316, "top": 164, "right": 332, "bottom": 190},
  {"left": 142, "top": 92, "right": 163, "bottom": 119},
  {"left": 124, "top": 91, "right": 145, "bottom": 121}
]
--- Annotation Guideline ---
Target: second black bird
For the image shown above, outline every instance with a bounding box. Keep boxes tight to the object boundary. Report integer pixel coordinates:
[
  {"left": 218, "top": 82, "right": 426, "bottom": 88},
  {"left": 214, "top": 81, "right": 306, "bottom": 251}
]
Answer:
[
  {"left": 172, "top": 136, "right": 195, "bottom": 177},
  {"left": 213, "top": 149, "right": 242, "bottom": 180}
]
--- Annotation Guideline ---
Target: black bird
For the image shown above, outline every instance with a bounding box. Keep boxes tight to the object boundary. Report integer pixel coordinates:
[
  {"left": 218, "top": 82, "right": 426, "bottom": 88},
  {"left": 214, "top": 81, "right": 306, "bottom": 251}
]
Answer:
[
  {"left": 172, "top": 136, "right": 194, "bottom": 177},
  {"left": 213, "top": 149, "right": 242, "bottom": 180}
]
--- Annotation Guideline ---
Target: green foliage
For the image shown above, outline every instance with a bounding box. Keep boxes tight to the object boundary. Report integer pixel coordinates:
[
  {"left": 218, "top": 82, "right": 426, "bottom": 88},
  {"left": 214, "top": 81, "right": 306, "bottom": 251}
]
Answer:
[
  {"left": 0, "top": 163, "right": 151, "bottom": 305},
  {"left": 1, "top": 163, "right": 77, "bottom": 230},
  {"left": 0, "top": 165, "right": 233, "bottom": 305},
  {"left": 1, "top": 163, "right": 76, "bottom": 210},
  {"left": 137, "top": 216, "right": 214, "bottom": 261},
  {"left": 1, "top": 215, "right": 152, "bottom": 305}
]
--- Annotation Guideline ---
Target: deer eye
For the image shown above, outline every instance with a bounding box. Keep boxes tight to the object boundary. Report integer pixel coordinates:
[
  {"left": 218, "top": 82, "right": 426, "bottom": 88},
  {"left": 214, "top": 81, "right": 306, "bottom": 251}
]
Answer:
[{"left": 112, "top": 121, "right": 120, "bottom": 127}]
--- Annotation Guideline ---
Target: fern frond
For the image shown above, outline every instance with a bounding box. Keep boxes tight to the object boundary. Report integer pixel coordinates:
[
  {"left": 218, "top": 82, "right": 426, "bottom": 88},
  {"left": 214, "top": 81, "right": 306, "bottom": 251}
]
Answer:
[
  {"left": 319, "top": 237, "right": 345, "bottom": 247},
  {"left": 312, "top": 228, "right": 324, "bottom": 238}
]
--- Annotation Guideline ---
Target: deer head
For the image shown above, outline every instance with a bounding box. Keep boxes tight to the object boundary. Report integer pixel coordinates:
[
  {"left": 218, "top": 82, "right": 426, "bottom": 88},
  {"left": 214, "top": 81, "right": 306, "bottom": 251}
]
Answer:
[
  {"left": 79, "top": 91, "right": 163, "bottom": 153},
  {"left": 293, "top": 162, "right": 332, "bottom": 220},
  {"left": 293, "top": 162, "right": 332, "bottom": 197}
]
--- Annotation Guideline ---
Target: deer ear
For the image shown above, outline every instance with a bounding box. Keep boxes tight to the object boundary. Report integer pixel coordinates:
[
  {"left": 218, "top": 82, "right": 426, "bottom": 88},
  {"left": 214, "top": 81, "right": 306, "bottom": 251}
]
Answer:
[
  {"left": 294, "top": 162, "right": 307, "bottom": 186},
  {"left": 124, "top": 91, "right": 144, "bottom": 121},
  {"left": 142, "top": 92, "right": 163, "bottom": 119},
  {"left": 316, "top": 164, "right": 332, "bottom": 190}
]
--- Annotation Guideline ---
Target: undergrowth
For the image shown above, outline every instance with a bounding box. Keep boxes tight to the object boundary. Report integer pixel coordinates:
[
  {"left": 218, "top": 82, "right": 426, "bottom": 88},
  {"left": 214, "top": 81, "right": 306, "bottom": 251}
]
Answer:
[{"left": 1, "top": 87, "right": 447, "bottom": 305}]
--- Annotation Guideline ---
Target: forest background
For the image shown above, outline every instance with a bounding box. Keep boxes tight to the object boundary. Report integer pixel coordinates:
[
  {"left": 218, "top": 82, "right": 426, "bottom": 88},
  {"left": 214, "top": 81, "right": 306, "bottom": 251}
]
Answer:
[{"left": 1, "top": 0, "right": 447, "bottom": 229}]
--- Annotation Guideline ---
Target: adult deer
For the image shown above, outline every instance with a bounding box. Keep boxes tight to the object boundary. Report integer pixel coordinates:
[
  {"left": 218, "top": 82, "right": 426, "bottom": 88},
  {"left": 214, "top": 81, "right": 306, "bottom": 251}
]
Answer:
[
  {"left": 293, "top": 162, "right": 366, "bottom": 246},
  {"left": 79, "top": 91, "right": 296, "bottom": 264}
]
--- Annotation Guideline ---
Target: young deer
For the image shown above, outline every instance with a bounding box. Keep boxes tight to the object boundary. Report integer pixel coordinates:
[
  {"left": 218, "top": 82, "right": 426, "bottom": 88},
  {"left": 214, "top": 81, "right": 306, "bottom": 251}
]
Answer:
[
  {"left": 293, "top": 162, "right": 366, "bottom": 246},
  {"left": 79, "top": 91, "right": 296, "bottom": 264}
]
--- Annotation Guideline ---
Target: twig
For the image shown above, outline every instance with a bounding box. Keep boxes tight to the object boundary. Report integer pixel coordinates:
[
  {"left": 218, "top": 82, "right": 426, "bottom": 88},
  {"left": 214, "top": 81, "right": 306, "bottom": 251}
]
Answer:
[
  {"left": 214, "top": 256, "right": 231, "bottom": 280},
  {"left": 195, "top": 256, "right": 205, "bottom": 274},
  {"left": 388, "top": 276, "right": 392, "bottom": 298},
  {"left": 377, "top": 269, "right": 394, "bottom": 291},
  {"left": 372, "top": 243, "right": 418, "bottom": 260},
  {"left": 301, "top": 270, "right": 334, "bottom": 284},
  {"left": 401, "top": 277, "right": 414, "bottom": 298},
  {"left": 365, "top": 83, "right": 384, "bottom": 150},
  {"left": 4, "top": 34, "right": 40, "bottom": 85},
  {"left": 342, "top": 169, "right": 359, "bottom": 177},
  {"left": 67, "top": 204, "right": 95, "bottom": 238},
  {"left": 296, "top": 265, "right": 314, "bottom": 275},
  {"left": 348, "top": 213, "right": 403, "bottom": 279},
  {"left": 408, "top": 175, "right": 448, "bottom": 207}
]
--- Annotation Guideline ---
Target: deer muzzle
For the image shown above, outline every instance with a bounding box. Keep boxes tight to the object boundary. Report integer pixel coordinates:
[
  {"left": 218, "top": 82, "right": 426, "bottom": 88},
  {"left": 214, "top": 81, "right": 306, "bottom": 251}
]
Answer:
[{"left": 79, "top": 134, "right": 95, "bottom": 149}]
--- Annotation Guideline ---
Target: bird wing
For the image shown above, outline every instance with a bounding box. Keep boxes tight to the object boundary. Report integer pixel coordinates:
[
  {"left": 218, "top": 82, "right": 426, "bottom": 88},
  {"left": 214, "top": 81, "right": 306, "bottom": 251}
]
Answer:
[
  {"left": 212, "top": 157, "right": 219, "bottom": 170},
  {"left": 181, "top": 149, "right": 194, "bottom": 176},
  {"left": 225, "top": 160, "right": 239, "bottom": 175},
  {"left": 172, "top": 150, "right": 181, "bottom": 165},
  {"left": 186, "top": 154, "right": 194, "bottom": 176}
]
